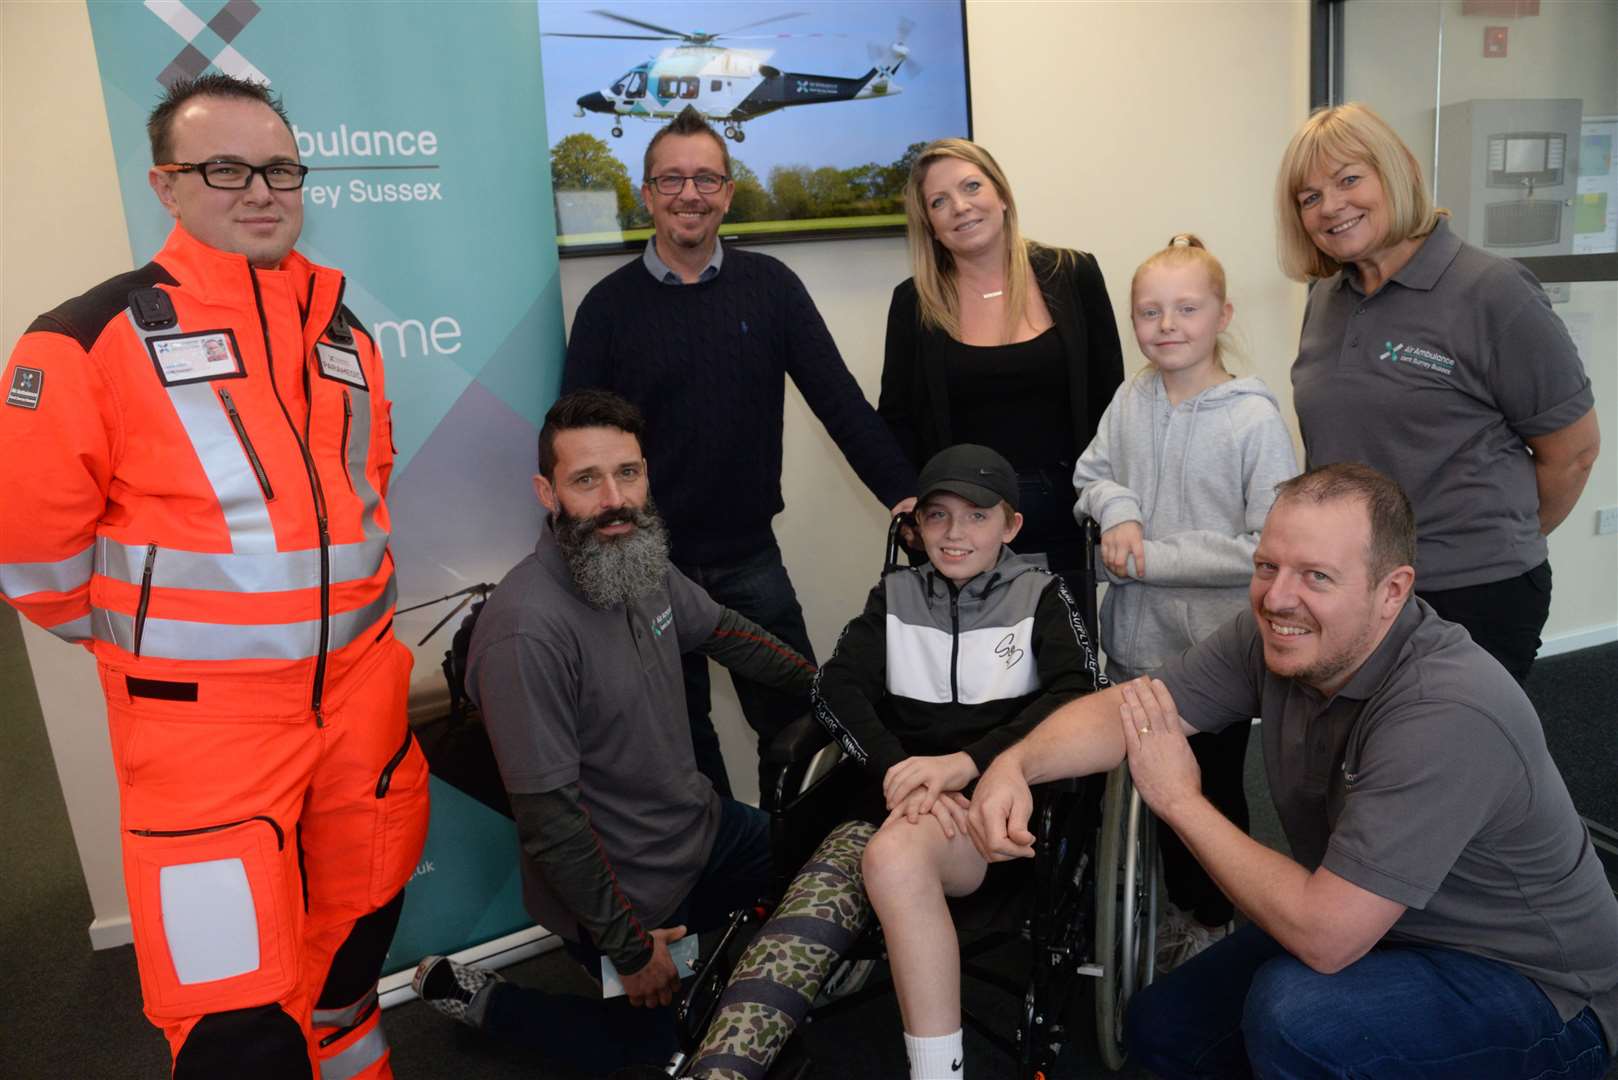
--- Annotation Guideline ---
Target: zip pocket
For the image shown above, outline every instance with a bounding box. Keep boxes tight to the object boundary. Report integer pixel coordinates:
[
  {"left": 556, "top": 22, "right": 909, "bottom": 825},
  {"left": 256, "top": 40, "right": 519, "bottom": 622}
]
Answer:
[
  {"left": 133, "top": 543, "right": 156, "bottom": 658},
  {"left": 339, "top": 390, "right": 355, "bottom": 493},
  {"left": 218, "top": 387, "right": 275, "bottom": 501},
  {"left": 375, "top": 726, "right": 414, "bottom": 798},
  {"left": 130, "top": 813, "right": 286, "bottom": 851}
]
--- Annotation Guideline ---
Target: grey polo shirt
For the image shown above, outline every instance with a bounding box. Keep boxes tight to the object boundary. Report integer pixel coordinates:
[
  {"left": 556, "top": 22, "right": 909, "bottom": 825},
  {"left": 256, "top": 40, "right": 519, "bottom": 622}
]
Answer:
[
  {"left": 1293, "top": 218, "right": 1594, "bottom": 590},
  {"left": 465, "top": 520, "right": 723, "bottom": 939},
  {"left": 1159, "top": 599, "right": 1618, "bottom": 1048},
  {"left": 643, "top": 236, "right": 723, "bottom": 284}
]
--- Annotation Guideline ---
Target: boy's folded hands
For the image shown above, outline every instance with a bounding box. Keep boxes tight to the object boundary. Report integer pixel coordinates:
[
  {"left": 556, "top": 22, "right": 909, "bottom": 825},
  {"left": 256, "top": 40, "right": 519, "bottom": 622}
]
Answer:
[{"left": 883, "top": 751, "right": 981, "bottom": 813}]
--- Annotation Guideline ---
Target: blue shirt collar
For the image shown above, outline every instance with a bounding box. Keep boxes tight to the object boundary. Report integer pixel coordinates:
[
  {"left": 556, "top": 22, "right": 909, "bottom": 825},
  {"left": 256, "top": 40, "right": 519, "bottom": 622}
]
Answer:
[{"left": 642, "top": 236, "right": 723, "bottom": 285}]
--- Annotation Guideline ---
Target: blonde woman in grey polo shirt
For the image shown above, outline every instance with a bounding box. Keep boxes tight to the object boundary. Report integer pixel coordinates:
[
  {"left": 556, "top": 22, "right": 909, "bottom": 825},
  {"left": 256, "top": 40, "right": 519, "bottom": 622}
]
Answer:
[{"left": 1276, "top": 103, "right": 1599, "bottom": 684}]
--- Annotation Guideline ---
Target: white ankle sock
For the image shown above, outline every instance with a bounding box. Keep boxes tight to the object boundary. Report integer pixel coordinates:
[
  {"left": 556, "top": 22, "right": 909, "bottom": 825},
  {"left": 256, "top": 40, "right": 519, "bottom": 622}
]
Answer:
[{"left": 904, "top": 1030, "right": 964, "bottom": 1079}]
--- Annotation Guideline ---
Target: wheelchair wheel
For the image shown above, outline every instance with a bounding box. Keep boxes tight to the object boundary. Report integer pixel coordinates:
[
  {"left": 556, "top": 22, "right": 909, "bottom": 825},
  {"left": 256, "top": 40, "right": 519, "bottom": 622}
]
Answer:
[{"left": 1093, "top": 765, "right": 1158, "bottom": 1070}]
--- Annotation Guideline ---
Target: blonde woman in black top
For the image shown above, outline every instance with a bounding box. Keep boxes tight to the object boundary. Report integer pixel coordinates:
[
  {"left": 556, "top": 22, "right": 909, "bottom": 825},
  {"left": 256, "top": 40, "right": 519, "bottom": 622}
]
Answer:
[{"left": 879, "top": 138, "right": 1124, "bottom": 576}]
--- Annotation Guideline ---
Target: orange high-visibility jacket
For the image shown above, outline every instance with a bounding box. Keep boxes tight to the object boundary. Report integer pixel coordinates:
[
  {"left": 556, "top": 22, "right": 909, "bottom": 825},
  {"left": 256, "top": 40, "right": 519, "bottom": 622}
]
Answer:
[{"left": 0, "top": 225, "right": 398, "bottom": 715}]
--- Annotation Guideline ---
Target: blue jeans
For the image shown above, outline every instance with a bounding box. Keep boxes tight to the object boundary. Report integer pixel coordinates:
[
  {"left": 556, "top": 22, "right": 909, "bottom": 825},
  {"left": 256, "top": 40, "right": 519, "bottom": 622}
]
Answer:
[
  {"left": 1125, "top": 923, "right": 1611, "bottom": 1079},
  {"left": 482, "top": 799, "right": 772, "bottom": 1071},
  {"left": 678, "top": 543, "right": 817, "bottom": 798}
]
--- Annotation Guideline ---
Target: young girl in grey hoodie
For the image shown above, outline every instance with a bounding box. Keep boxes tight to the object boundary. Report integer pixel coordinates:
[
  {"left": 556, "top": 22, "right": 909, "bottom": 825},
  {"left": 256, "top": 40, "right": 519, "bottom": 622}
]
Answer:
[{"left": 1072, "top": 234, "right": 1298, "bottom": 969}]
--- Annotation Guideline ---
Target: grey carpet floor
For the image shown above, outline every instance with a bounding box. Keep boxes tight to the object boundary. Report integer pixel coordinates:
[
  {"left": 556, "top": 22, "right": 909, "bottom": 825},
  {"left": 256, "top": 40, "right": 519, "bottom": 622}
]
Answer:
[{"left": 2, "top": 603, "right": 1611, "bottom": 1078}]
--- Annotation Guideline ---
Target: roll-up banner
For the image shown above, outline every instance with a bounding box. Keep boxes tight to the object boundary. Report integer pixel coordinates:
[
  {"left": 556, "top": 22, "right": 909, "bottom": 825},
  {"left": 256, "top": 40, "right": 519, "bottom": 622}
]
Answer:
[{"left": 86, "top": 0, "right": 565, "bottom": 979}]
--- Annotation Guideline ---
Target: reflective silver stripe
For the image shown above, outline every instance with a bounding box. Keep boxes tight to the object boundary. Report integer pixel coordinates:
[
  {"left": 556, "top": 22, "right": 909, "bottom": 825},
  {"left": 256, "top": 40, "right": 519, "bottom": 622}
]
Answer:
[
  {"left": 95, "top": 535, "right": 388, "bottom": 593},
  {"left": 47, "top": 614, "right": 93, "bottom": 644},
  {"left": 91, "top": 574, "right": 396, "bottom": 661},
  {"left": 312, "top": 988, "right": 377, "bottom": 1030},
  {"left": 320, "top": 1022, "right": 387, "bottom": 1080},
  {"left": 0, "top": 545, "right": 95, "bottom": 599},
  {"left": 330, "top": 574, "right": 397, "bottom": 650},
  {"left": 343, "top": 388, "right": 385, "bottom": 539},
  {"left": 125, "top": 310, "right": 276, "bottom": 555},
  {"left": 168, "top": 381, "right": 278, "bottom": 553},
  {"left": 94, "top": 605, "right": 134, "bottom": 652}
]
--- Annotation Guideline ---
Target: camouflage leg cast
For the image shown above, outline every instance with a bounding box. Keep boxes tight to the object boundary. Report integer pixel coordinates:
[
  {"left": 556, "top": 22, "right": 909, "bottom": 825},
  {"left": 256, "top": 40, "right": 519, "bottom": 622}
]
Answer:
[{"left": 688, "top": 820, "right": 876, "bottom": 1080}]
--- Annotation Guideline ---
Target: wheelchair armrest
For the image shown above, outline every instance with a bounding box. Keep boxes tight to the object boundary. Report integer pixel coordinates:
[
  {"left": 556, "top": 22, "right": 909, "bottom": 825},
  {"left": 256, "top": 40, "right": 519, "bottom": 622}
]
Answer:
[
  {"left": 761, "top": 715, "right": 834, "bottom": 812},
  {"left": 762, "top": 714, "right": 832, "bottom": 767}
]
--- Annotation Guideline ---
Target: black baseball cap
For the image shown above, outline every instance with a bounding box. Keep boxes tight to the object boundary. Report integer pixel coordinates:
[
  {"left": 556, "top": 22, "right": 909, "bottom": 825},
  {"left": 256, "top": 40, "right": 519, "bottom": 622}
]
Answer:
[{"left": 916, "top": 444, "right": 1019, "bottom": 512}]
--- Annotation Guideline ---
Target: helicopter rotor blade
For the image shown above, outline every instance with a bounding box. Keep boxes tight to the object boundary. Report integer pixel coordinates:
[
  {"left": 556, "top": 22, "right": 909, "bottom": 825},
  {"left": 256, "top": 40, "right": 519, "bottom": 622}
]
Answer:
[
  {"left": 542, "top": 31, "right": 679, "bottom": 41},
  {"left": 712, "top": 11, "right": 807, "bottom": 37},
  {"left": 588, "top": 9, "right": 692, "bottom": 39},
  {"left": 394, "top": 581, "right": 495, "bottom": 616},
  {"left": 722, "top": 31, "right": 843, "bottom": 41},
  {"left": 897, "top": 16, "right": 916, "bottom": 40},
  {"left": 416, "top": 594, "right": 472, "bottom": 648}
]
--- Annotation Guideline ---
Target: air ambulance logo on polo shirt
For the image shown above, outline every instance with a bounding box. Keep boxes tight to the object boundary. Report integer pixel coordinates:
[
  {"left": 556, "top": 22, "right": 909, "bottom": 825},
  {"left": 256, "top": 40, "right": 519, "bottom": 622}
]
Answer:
[
  {"left": 6, "top": 366, "right": 43, "bottom": 409},
  {"left": 1379, "top": 341, "right": 1455, "bottom": 377},
  {"left": 651, "top": 606, "right": 674, "bottom": 637}
]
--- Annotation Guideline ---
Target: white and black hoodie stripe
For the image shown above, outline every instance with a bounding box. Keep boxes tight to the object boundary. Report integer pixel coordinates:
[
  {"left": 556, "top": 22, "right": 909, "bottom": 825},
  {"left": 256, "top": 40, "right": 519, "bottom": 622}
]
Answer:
[{"left": 812, "top": 549, "right": 1103, "bottom": 779}]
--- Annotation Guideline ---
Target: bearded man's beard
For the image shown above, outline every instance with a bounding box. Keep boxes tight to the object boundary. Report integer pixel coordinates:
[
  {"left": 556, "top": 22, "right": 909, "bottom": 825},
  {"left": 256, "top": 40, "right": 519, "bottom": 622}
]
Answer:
[{"left": 553, "top": 497, "right": 672, "bottom": 609}]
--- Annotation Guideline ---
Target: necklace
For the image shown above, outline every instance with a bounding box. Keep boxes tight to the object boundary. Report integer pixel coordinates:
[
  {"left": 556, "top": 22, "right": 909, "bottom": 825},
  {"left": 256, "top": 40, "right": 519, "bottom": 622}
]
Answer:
[{"left": 980, "top": 289, "right": 1004, "bottom": 299}]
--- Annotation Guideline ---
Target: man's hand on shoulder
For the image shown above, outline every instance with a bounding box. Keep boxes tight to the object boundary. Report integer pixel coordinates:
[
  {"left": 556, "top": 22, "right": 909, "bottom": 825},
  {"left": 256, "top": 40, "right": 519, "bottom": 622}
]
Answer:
[{"left": 620, "top": 925, "right": 687, "bottom": 1008}]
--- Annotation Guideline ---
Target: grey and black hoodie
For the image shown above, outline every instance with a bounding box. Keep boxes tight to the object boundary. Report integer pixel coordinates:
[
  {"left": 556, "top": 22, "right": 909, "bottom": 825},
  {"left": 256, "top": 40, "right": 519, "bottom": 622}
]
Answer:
[
  {"left": 812, "top": 548, "right": 1103, "bottom": 779},
  {"left": 1072, "top": 370, "right": 1299, "bottom": 676}
]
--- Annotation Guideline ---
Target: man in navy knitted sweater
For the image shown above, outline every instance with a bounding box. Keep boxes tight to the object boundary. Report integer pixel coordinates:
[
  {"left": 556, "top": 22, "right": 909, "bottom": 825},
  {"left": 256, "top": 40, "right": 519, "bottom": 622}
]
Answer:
[{"left": 563, "top": 106, "right": 915, "bottom": 796}]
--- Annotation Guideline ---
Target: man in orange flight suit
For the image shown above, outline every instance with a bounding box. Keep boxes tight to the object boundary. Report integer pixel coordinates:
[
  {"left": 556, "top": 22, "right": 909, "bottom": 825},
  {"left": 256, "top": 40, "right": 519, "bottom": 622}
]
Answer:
[{"left": 0, "top": 74, "right": 429, "bottom": 1078}]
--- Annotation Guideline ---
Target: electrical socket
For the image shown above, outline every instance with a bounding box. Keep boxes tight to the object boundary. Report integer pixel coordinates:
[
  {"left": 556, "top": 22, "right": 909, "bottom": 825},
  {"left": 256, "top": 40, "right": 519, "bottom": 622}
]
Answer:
[{"left": 1599, "top": 507, "right": 1618, "bottom": 536}]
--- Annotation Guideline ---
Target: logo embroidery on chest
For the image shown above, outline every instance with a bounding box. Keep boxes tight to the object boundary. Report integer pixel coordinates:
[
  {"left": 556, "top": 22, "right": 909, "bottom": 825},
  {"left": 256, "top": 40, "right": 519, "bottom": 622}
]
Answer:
[
  {"left": 651, "top": 606, "right": 674, "bottom": 637},
  {"left": 993, "top": 633, "right": 1025, "bottom": 670},
  {"left": 1379, "top": 340, "right": 1455, "bottom": 377}
]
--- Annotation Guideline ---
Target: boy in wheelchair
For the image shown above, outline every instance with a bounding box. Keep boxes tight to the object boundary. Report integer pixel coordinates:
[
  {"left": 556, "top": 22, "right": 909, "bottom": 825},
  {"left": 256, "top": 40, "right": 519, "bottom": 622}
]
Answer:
[
  {"left": 792, "top": 443, "right": 1103, "bottom": 1078},
  {"left": 625, "top": 443, "right": 1103, "bottom": 1080}
]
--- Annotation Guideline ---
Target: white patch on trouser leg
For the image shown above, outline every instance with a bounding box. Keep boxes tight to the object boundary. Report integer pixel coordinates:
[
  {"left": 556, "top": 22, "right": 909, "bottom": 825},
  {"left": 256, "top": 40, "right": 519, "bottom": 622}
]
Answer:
[{"left": 159, "top": 858, "right": 261, "bottom": 984}]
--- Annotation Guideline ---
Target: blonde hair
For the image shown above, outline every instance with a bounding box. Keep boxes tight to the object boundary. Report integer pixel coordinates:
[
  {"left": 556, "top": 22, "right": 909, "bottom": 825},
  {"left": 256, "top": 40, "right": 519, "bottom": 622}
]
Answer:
[
  {"left": 903, "top": 139, "right": 1063, "bottom": 342},
  {"left": 1130, "top": 233, "right": 1236, "bottom": 373},
  {"left": 1274, "top": 102, "right": 1445, "bottom": 282}
]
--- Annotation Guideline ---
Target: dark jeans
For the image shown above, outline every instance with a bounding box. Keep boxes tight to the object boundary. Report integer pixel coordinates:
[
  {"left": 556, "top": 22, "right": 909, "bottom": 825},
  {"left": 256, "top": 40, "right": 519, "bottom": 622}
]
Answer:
[
  {"left": 481, "top": 799, "right": 772, "bottom": 1071},
  {"left": 1126, "top": 923, "right": 1611, "bottom": 1079},
  {"left": 1010, "top": 463, "right": 1087, "bottom": 579},
  {"left": 1418, "top": 560, "right": 1552, "bottom": 686},
  {"left": 678, "top": 543, "right": 817, "bottom": 798}
]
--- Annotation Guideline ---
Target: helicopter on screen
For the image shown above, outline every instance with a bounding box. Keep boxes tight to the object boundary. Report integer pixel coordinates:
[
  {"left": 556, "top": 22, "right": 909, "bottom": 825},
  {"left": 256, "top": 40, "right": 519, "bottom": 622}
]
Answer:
[{"left": 546, "top": 10, "right": 917, "bottom": 143}]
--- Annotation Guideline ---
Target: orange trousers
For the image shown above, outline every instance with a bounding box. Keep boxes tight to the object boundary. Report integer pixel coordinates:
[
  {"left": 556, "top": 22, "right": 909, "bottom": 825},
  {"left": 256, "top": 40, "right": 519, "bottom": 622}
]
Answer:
[{"left": 106, "top": 639, "right": 430, "bottom": 1079}]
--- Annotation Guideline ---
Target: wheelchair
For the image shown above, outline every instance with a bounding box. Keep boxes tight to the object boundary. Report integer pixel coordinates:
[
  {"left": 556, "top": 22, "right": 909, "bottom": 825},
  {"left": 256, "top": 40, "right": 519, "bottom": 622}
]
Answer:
[{"left": 670, "top": 518, "right": 1161, "bottom": 1077}]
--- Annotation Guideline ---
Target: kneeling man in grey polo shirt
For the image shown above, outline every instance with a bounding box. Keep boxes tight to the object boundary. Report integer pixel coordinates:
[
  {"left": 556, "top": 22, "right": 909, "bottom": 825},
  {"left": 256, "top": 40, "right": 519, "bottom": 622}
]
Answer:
[
  {"left": 970, "top": 462, "right": 1618, "bottom": 1078},
  {"left": 412, "top": 389, "right": 815, "bottom": 1074}
]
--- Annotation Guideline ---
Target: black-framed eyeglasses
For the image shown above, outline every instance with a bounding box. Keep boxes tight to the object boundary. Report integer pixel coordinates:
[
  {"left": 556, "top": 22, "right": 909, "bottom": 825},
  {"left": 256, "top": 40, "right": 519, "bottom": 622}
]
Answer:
[
  {"left": 155, "top": 160, "right": 310, "bottom": 191},
  {"left": 649, "top": 173, "right": 730, "bottom": 196}
]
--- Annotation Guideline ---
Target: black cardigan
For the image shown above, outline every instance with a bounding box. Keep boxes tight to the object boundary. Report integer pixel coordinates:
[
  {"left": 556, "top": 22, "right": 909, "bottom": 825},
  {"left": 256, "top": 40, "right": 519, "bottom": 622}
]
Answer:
[{"left": 877, "top": 245, "right": 1126, "bottom": 469}]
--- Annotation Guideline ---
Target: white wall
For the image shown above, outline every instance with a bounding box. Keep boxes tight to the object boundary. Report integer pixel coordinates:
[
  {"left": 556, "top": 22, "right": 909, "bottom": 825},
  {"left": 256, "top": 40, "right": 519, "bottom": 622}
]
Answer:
[
  {"left": 6, "top": 0, "right": 1321, "bottom": 942},
  {"left": 2, "top": 0, "right": 139, "bottom": 946}
]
